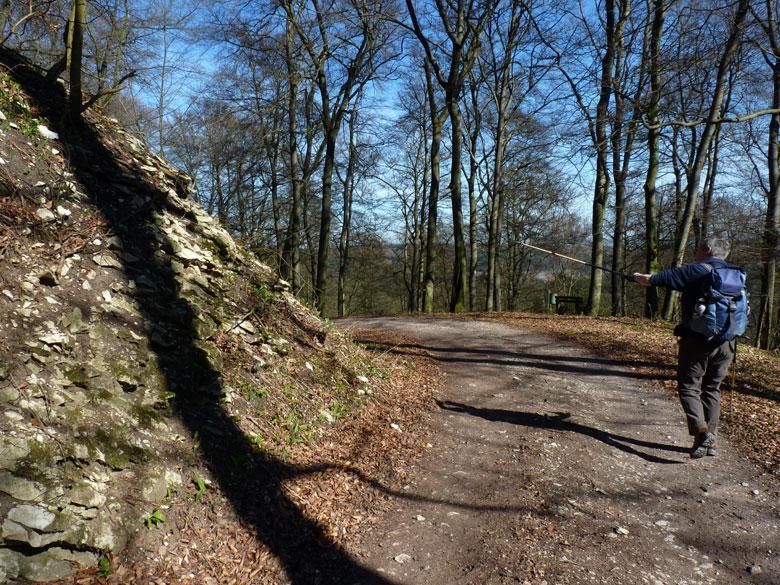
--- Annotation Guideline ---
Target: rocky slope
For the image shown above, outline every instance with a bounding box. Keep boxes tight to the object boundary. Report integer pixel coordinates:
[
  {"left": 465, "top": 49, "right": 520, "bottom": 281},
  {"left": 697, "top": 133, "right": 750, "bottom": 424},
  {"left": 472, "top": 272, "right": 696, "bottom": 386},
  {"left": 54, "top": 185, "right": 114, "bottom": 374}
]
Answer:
[{"left": 0, "top": 49, "right": 396, "bottom": 583}]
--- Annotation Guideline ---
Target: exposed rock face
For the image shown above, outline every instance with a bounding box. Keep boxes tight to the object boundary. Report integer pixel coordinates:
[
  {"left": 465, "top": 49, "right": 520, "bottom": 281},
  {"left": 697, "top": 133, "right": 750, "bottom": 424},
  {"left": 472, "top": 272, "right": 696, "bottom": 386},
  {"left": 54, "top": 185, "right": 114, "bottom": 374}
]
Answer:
[{"left": 0, "top": 57, "right": 332, "bottom": 583}]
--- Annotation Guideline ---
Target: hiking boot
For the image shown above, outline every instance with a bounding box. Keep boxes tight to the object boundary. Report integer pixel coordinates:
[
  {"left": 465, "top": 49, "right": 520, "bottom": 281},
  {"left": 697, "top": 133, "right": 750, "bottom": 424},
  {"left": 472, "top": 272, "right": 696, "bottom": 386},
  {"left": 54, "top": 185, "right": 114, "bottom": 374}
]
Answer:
[
  {"left": 691, "top": 432, "right": 716, "bottom": 459},
  {"left": 706, "top": 446, "right": 717, "bottom": 457}
]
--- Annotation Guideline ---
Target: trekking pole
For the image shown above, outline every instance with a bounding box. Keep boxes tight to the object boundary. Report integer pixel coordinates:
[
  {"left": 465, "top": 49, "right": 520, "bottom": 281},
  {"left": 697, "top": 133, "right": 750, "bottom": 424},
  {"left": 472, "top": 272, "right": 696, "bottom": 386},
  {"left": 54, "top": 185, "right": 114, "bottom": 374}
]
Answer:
[
  {"left": 727, "top": 339, "right": 738, "bottom": 422},
  {"left": 513, "top": 241, "right": 636, "bottom": 280}
]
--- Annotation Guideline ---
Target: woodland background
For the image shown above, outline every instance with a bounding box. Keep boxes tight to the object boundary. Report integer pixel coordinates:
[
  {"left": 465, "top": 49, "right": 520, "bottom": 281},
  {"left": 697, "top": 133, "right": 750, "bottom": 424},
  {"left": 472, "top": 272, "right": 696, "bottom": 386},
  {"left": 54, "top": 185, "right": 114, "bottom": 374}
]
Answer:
[{"left": 1, "top": 0, "right": 779, "bottom": 349}]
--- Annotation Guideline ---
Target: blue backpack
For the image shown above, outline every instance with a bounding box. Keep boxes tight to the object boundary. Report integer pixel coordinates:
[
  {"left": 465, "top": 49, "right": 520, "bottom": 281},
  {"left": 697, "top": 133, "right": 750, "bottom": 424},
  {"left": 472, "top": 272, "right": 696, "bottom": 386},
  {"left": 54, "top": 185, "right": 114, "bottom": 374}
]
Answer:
[{"left": 687, "top": 263, "right": 749, "bottom": 342}]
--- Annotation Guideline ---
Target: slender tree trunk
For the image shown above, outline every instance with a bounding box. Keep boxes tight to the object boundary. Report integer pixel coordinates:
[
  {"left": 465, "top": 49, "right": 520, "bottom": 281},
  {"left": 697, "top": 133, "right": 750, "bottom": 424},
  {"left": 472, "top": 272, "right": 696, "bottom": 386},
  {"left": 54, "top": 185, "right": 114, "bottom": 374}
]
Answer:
[
  {"left": 669, "top": 0, "right": 750, "bottom": 271},
  {"left": 423, "top": 62, "right": 444, "bottom": 313},
  {"left": 466, "top": 83, "right": 481, "bottom": 312},
  {"left": 661, "top": 129, "right": 686, "bottom": 320},
  {"left": 448, "top": 97, "right": 468, "bottom": 313},
  {"left": 338, "top": 108, "right": 357, "bottom": 318},
  {"left": 486, "top": 107, "right": 506, "bottom": 312},
  {"left": 158, "top": 24, "right": 168, "bottom": 155},
  {"left": 282, "top": 13, "right": 302, "bottom": 290},
  {"left": 759, "top": 57, "right": 780, "bottom": 348},
  {"left": 642, "top": 0, "right": 664, "bottom": 317},
  {"left": 314, "top": 130, "right": 337, "bottom": 310},
  {"left": 587, "top": 0, "right": 616, "bottom": 316},
  {"left": 609, "top": 0, "right": 635, "bottom": 317},
  {"left": 68, "top": 0, "right": 86, "bottom": 118},
  {"left": 0, "top": 1, "right": 10, "bottom": 33},
  {"left": 494, "top": 195, "right": 504, "bottom": 312},
  {"left": 698, "top": 70, "right": 734, "bottom": 245}
]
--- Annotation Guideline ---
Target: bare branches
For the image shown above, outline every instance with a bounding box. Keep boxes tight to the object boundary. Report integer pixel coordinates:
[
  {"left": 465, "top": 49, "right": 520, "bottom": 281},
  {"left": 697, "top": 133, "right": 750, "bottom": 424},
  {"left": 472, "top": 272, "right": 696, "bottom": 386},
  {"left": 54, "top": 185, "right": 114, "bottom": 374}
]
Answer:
[{"left": 643, "top": 107, "right": 780, "bottom": 129}]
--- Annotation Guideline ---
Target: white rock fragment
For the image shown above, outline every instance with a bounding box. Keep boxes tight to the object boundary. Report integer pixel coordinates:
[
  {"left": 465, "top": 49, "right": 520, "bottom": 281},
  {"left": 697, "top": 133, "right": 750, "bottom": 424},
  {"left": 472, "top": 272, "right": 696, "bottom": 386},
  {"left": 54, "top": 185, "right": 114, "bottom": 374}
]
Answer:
[
  {"left": 2, "top": 289, "right": 13, "bottom": 300},
  {"left": 35, "top": 208, "right": 56, "bottom": 222},
  {"left": 40, "top": 332, "right": 67, "bottom": 345},
  {"left": 357, "top": 375, "right": 369, "bottom": 384},
  {"left": 394, "top": 554, "right": 412, "bottom": 564},
  {"left": 0, "top": 110, "right": 6, "bottom": 121},
  {"left": 37, "top": 125, "right": 59, "bottom": 140},
  {"left": 56, "top": 205, "right": 72, "bottom": 218},
  {"left": 414, "top": 515, "right": 426, "bottom": 522},
  {"left": 615, "top": 526, "right": 630, "bottom": 535},
  {"left": 390, "top": 423, "right": 401, "bottom": 431},
  {"left": 305, "top": 362, "right": 314, "bottom": 372},
  {"left": 92, "top": 252, "right": 122, "bottom": 269}
]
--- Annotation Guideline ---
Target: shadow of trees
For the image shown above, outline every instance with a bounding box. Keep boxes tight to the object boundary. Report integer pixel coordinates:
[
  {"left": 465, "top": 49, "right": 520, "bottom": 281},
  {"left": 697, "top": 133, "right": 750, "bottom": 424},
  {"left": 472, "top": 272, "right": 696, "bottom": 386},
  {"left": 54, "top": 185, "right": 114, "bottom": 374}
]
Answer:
[
  {"left": 354, "top": 338, "right": 673, "bottom": 382},
  {"left": 437, "top": 400, "right": 687, "bottom": 464}
]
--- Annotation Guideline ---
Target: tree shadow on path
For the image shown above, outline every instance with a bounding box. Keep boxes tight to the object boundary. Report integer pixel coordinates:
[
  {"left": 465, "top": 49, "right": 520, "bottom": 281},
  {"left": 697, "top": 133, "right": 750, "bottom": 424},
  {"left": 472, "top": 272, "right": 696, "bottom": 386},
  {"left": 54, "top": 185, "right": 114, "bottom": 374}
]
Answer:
[
  {"left": 3, "top": 49, "right": 397, "bottom": 585},
  {"left": 355, "top": 338, "right": 671, "bottom": 382},
  {"left": 437, "top": 400, "right": 688, "bottom": 464}
]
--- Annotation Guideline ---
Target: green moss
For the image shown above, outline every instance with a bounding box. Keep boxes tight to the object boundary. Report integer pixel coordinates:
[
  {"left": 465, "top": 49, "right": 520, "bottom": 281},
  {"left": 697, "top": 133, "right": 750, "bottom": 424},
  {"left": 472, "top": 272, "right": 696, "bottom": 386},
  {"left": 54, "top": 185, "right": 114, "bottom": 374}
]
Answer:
[
  {"left": 131, "top": 404, "right": 163, "bottom": 429},
  {"left": 14, "top": 440, "right": 57, "bottom": 482},
  {"left": 200, "top": 237, "right": 222, "bottom": 257},
  {"left": 65, "top": 367, "right": 89, "bottom": 387},
  {"left": 107, "top": 360, "right": 131, "bottom": 379},
  {"left": 83, "top": 427, "right": 150, "bottom": 470},
  {"left": 251, "top": 281, "right": 273, "bottom": 304}
]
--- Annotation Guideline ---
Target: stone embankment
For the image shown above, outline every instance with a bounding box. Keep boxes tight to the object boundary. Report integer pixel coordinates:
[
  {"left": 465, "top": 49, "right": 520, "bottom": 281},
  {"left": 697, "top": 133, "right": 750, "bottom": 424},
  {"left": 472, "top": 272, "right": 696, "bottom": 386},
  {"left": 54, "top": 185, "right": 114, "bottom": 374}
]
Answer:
[{"left": 0, "top": 55, "right": 351, "bottom": 582}]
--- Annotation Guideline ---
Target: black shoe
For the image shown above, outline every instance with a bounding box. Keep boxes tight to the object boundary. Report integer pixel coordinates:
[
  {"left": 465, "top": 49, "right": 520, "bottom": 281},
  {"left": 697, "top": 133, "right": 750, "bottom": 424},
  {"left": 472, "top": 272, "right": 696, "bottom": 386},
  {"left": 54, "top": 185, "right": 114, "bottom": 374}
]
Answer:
[
  {"left": 691, "top": 432, "right": 716, "bottom": 459},
  {"left": 706, "top": 446, "right": 717, "bottom": 457}
]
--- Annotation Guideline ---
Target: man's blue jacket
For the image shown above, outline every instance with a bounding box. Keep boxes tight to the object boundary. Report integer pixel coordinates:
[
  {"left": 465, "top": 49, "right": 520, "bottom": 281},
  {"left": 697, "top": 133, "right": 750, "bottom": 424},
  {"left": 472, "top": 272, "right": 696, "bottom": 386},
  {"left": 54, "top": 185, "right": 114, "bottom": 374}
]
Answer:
[{"left": 650, "top": 257, "right": 730, "bottom": 338}]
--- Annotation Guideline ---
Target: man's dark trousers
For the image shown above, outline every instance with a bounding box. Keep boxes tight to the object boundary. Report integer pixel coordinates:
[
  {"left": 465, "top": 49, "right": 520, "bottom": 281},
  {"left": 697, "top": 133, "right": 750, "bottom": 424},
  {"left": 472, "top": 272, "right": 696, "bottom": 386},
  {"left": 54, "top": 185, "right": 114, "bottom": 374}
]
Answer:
[{"left": 678, "top": 337, "right": 735, "bottom": 437}]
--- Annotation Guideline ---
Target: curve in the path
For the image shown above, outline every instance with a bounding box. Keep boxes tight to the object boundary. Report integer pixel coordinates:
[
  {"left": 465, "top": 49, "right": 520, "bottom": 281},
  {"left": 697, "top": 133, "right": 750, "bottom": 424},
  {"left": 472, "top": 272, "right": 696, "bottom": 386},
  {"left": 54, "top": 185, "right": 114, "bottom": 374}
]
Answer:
[{"left": 339, "top": 317, "right": 779, "bottom": 585}]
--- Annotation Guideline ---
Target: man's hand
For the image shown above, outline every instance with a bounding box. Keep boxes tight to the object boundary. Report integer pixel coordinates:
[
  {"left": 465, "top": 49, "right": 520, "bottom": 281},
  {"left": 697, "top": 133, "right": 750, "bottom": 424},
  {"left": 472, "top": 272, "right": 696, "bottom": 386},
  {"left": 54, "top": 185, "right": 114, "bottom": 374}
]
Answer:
[{"left": 633, "top": 273, "right": 652, "bottom": 287}]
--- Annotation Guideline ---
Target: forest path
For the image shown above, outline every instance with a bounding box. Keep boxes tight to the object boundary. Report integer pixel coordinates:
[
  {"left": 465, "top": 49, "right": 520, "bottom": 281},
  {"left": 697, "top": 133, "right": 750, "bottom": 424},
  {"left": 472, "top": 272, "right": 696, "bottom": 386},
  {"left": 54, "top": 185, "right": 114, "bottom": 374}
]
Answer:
[{"left": 337, "top": 317, "right": 779, "bottom": 585}]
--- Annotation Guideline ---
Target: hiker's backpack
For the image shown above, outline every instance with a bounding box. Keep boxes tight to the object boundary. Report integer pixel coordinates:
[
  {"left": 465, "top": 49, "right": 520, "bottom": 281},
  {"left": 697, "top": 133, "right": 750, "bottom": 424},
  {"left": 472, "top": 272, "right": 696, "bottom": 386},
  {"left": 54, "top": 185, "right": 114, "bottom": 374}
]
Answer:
[{"left": 687, "top": 263, "right": 749, "bottom": 342}]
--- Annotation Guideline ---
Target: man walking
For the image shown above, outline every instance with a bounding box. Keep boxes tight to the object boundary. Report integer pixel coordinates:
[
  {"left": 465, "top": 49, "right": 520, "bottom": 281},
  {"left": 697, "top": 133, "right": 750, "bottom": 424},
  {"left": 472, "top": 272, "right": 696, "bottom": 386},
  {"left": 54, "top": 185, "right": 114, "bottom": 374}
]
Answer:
[{"left": 633, "top": 237, "right": 746, "bottom": 459}]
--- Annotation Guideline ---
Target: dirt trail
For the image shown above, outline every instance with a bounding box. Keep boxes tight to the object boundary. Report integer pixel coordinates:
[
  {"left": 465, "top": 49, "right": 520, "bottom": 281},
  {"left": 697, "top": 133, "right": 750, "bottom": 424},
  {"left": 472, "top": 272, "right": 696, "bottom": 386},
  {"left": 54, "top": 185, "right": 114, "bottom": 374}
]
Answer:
[{"left": 338, "top": 317, "right": 779, "bottom": 585}]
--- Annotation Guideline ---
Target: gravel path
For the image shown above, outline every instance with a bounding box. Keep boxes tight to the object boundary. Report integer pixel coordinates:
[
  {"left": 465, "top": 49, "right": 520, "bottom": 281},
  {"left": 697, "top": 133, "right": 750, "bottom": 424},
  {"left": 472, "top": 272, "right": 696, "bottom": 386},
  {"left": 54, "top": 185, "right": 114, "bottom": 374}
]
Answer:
[{"left": 337, "top": 317, "right": 779, "bottom": 585}]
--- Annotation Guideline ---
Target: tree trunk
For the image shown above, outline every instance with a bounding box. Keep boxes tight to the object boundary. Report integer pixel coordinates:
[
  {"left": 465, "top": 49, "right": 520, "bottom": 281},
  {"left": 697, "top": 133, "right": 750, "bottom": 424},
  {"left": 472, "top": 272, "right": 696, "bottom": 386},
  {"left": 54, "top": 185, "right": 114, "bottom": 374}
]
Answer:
[
  {"left": 281, "top": 14, "right": 302, "bottom": 291},
  {"left": 337, "top": 109, "right": 357, "bottom": 318},
  {"left": 486, "top": 107, "right": 506, "bottom": 312},
  {"left": 759, "top": 59, "right": 780, "bottom": 348},
  {"left": 661, "top": 128, "right": 686, "bottom": 320},
  {"left": 68, "top": 0, "right": 86, "bottom": 118},
  {"left": 668, "top": 0, "right": 750, "bottom": 271},
  {"left": 466, "top": 83, "right": 481, "bottom": 312},
  {"left": 586, "top": 0, "right": 616, "bottom": 316},
  {"left": 314, "top": 130, "right": 337, "bottom": 310},
  {"left": 423, "top": 61, "right": 444, "bottom": 313},
  {"left": 447, "top": 96, "right": 468, "bottom": 313},
  {"left": 609, "top": 0, "right": 636, "bottom": 317}
]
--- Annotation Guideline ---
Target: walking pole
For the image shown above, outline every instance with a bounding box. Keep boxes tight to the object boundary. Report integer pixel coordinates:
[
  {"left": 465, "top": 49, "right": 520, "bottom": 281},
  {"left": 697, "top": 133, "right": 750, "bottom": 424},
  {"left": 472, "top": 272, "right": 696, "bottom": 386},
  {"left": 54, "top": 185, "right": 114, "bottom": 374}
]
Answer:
[
  {"left": 513, "top": 241, "right": 635, "bottom": 280},
  {"left": 727, "top": 339, "right": 738, "bottom": 422}
]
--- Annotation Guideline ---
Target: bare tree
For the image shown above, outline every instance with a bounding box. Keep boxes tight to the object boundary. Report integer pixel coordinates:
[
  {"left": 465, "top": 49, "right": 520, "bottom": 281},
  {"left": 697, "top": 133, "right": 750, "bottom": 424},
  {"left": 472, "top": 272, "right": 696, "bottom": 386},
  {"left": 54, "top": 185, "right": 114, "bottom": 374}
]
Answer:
[
  {"left": 406, "top": 0, "right": 495, "bottom": 312},
  {"left": 752, "top": 0, "right": 780, "bottom": 349}
]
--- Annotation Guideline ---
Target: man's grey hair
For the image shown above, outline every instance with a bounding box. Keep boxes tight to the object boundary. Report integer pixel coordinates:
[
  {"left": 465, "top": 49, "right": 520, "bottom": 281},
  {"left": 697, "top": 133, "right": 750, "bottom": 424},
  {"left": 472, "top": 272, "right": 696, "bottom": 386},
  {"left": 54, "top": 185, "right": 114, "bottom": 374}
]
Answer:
[{"left": 701, "top": 237, "right": 730, "bottom": 259}]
